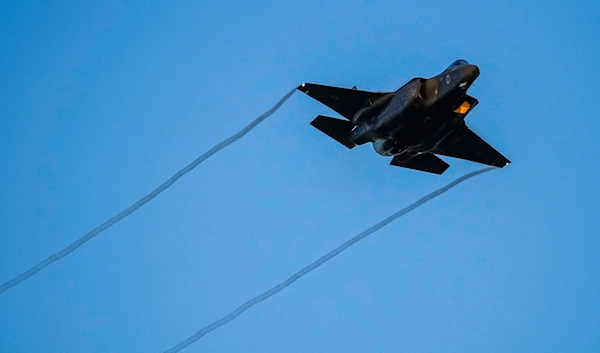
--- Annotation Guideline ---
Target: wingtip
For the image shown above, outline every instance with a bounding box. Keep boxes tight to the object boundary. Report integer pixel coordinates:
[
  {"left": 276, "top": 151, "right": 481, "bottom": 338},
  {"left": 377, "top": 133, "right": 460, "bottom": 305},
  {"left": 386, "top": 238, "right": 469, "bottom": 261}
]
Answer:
[
  {"left": 496, "top": 159, "right": 511, "bottom": 168},
  {"left": 297, "top": 82, "right": 307, "bottom": 92}
]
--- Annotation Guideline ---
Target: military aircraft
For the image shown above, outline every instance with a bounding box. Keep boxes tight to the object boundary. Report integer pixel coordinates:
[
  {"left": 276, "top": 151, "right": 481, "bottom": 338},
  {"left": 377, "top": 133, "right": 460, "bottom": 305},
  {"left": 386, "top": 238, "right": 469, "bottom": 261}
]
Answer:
[{"left": 298, "top": 59, "right": 510, "bottom": 174}]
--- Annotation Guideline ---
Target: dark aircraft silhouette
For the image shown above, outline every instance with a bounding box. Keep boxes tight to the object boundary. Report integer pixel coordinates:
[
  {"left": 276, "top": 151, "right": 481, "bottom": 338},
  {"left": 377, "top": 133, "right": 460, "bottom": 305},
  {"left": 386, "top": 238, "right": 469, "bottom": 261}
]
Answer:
[{"left": 298, "top": 60, "right": 510, "bottom": 174}]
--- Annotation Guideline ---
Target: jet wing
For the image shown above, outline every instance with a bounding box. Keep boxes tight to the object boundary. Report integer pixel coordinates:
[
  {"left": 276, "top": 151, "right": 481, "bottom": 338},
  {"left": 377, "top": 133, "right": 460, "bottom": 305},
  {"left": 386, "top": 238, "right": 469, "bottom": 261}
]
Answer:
[
  {"left": 298, "top": 83, "right": 391, "bottom": 121},
  {"left": 390, "top": 153, "right": 450, "bottom": 175},
  {"left": 310, "top": 115, "right": 356, "bottom": 149},
  {"left": 436, "top": 122, "right": 510, "bottom": 168}
]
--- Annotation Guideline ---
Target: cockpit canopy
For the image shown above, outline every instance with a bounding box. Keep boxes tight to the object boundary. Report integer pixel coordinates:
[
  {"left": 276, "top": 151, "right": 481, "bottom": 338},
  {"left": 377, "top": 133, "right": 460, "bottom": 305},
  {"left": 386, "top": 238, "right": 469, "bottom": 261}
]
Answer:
[{"left": 448, "top": 59, "right": 468, "bottom": 68}]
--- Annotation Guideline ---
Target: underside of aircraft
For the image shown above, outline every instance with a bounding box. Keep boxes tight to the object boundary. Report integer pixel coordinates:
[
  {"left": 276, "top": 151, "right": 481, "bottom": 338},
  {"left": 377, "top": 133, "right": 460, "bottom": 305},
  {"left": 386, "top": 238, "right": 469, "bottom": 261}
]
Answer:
[{"left": 298, "top": 60, "right": 510, "bottom": 174}]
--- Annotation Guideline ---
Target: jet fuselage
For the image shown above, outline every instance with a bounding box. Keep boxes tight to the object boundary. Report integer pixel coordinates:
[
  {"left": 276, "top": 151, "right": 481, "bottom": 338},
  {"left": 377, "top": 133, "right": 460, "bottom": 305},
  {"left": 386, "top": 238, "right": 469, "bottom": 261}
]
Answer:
[
  {"left": 349, "top": 61, "right": 480, "bottom": 159},
  {"left": 298, "top": 59, "right": 510, "bottom": 174}
]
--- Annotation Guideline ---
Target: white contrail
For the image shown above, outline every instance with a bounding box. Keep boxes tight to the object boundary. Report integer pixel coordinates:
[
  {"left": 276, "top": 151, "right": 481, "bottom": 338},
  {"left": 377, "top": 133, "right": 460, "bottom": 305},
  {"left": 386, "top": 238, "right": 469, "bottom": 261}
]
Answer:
[
  {"left": 0, "top": 87, "right": 298, "bottom": 296},
  {"left": 162, "top": 166, "right": 495, "bottom": 353}
]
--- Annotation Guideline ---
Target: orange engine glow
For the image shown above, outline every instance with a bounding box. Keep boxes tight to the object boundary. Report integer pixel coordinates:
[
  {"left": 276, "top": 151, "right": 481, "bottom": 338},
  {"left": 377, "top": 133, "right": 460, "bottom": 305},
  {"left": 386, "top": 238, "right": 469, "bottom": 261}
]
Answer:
[{"left": 454, "top": 100, "right": 471, "bottom": 114}]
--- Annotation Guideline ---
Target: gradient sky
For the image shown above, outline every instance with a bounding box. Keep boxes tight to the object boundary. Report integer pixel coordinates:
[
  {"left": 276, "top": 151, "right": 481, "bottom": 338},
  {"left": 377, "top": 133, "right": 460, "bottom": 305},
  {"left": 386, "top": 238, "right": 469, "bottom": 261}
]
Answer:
[{"left": 1, "top": 0, "right": 599, "bottom": 352}]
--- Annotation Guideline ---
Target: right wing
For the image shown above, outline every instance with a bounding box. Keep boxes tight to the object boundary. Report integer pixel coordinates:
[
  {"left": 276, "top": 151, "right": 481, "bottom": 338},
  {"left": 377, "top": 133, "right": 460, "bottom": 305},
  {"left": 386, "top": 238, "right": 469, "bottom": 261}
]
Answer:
[
  {"left": 436, "top": 121, "right": 511, "bottom": 168},
  {"left": 298, "top": 83, "right": 391, "bottom": 120},
  {"left": 390, "top": 153, "right": 450, "bottom": 175}
]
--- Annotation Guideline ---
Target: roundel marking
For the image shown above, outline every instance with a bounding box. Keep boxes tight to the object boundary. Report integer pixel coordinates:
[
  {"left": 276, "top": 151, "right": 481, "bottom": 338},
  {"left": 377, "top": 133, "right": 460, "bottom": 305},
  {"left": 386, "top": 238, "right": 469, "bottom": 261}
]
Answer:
[{"left": 445, "top": 74, "right": 451, "bottom": 84}]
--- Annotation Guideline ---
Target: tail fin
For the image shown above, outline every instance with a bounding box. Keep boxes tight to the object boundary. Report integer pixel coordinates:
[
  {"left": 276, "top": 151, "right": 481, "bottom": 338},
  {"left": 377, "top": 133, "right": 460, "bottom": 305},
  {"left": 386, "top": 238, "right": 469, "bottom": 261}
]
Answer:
[{"left": 310, "top": 115, "right": 356, "bottom": 149}]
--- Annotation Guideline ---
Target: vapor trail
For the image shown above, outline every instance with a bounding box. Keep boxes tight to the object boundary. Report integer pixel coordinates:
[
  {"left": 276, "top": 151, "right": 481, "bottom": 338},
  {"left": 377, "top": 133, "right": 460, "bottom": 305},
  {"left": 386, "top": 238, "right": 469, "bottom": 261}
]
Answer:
[
  {"left": 0, "top": 87, "right": 298, "bottom": 296},
  {"left": 162, "top": 166, "right": 495, "bottom": 353}
]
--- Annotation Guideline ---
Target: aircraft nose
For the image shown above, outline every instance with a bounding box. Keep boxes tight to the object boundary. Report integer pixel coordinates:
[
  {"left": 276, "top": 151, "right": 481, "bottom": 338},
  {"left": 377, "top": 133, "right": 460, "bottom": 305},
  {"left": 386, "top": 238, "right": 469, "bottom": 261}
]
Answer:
[
  {"left": 465, "top": 64, "right": 480, "bottom": 82},
  {"left": 457, "top": 65, "right": 480, "bottom": 89}
]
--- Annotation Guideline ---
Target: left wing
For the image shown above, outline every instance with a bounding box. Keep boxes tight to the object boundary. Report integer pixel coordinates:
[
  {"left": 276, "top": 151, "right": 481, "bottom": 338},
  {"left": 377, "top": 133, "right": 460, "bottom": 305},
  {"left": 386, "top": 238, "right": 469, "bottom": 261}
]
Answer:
[
  {"left": 298, "top": 83, "right": 391, "bottom": 120},
  {"left": 436, "top": 121, "right": 510, "bottom": 168}
]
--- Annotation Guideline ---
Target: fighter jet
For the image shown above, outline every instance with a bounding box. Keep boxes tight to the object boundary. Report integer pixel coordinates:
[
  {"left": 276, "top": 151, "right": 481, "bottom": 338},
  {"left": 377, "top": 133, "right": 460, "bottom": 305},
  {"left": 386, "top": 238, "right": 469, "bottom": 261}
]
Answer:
[{"left": 298, "top": 59, "right": 510, "bottom": 174}]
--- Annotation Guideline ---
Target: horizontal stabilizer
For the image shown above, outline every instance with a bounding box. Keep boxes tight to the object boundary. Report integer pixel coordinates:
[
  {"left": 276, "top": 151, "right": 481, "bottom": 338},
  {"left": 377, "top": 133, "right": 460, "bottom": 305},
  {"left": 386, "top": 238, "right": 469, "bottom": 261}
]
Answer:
[
  {"left": 310, "top": 115, "right": 356, "bottom": 149},
  {"left": 390, "top": 153, "right": 450, "bottom": 175}
]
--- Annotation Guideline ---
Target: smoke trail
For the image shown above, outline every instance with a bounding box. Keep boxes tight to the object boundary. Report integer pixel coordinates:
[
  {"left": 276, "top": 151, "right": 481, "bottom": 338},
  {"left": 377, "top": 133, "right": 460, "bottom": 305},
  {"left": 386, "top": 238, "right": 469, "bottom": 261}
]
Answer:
[
  {"left": 0, "top": 87, "right": 298, "bottom": 296},
  {"left": 162, "top": 166, "right": 495, "bottom": 353}
]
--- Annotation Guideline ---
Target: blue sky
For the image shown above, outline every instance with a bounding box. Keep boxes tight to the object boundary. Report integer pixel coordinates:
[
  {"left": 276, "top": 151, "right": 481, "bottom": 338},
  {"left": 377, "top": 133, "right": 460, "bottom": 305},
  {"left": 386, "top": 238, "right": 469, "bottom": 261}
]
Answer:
[{"left": 1, "top": 0, "right": 599, "bottom": 352}]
